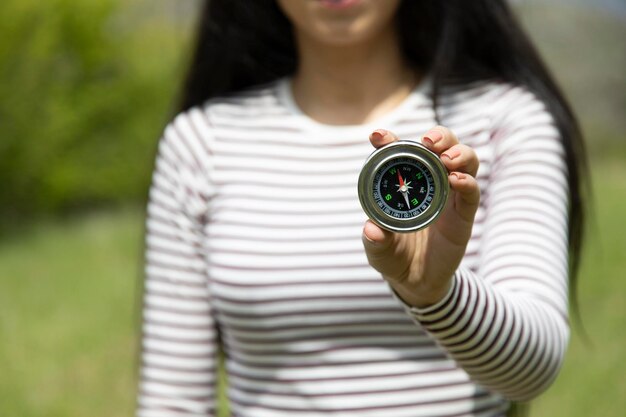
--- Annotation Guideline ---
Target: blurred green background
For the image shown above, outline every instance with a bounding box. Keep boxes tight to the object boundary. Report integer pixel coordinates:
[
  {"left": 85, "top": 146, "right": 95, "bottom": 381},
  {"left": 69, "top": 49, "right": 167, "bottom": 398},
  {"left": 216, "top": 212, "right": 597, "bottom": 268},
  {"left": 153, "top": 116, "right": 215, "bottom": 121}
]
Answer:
[{"left": 0, "top": 0, "right": 624, "bottom": 416}]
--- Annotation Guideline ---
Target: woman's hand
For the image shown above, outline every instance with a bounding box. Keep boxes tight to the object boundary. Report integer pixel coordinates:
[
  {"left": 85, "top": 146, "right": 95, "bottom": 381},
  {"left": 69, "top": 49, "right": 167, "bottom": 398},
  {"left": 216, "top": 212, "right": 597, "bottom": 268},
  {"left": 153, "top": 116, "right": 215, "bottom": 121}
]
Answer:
[{"left": 362, "top": 127, "right": 480, "bottom": 308}]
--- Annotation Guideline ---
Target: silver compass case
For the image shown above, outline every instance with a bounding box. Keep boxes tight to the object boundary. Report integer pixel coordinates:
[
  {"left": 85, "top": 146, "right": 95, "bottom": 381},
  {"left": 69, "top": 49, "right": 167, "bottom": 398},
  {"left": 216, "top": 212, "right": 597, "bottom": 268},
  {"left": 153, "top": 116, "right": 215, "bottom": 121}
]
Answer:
[{"left": 358, "top": 140, "right": 449, "bottom": 233}]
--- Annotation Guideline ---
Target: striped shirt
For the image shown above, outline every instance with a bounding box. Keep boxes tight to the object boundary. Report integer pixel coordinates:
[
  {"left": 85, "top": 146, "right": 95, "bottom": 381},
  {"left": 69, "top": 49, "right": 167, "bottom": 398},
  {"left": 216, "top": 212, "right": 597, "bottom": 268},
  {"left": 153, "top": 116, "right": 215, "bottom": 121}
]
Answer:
[{"left": 137, "top": 77, "right": 569, "bottom": 417}]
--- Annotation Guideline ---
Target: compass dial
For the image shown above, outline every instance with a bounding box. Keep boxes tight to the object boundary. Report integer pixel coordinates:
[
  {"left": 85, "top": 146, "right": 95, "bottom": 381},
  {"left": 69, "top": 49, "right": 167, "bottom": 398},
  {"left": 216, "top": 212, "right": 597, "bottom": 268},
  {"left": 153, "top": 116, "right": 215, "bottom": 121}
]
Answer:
[
  {"left": 358, "top": 141, "right": 449, "bottom": 233},
  {"left": 373, "top": 157, "right": 434, "bottom": 219}
]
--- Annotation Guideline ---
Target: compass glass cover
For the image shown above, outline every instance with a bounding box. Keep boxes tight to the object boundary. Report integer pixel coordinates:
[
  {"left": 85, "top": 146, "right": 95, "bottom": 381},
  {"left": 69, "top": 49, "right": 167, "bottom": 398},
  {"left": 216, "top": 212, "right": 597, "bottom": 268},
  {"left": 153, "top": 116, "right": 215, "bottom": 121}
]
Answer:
[{"left": 372, "top": 156, "right": 434, "bottom": 220}]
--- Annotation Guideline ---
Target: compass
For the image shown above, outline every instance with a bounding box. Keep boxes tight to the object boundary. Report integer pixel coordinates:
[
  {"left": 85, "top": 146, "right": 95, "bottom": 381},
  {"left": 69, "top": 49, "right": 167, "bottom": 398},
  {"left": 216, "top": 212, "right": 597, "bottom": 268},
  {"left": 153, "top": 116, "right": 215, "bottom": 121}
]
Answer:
[{"left": 358, "top": 140, "right": 449, "bottom": 233}]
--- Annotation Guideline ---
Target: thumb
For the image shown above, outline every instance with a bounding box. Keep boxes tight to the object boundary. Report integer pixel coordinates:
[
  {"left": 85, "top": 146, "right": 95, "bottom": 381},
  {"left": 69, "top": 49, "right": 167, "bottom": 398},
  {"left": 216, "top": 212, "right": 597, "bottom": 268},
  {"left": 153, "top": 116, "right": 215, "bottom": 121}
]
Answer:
[
  {"left": 362, "top": 220, "right": 394, "bottom": 265},
  {"left": 362, "top": 220, "right": 415, "bottom": 282}
]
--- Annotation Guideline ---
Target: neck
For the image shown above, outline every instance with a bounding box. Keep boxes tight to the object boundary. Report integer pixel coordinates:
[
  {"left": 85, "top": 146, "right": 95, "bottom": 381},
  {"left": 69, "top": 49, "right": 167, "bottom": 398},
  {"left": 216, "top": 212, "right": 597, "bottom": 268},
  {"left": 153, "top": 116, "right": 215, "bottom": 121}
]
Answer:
[{"left": 291, "top": 27, "right": 418, "bottom": 125}]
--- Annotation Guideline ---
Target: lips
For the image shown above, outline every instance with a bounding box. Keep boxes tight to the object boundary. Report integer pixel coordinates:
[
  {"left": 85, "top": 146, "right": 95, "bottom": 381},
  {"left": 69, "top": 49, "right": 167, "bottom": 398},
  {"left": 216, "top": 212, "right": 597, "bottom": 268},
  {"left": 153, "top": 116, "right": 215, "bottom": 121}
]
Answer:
[{"left": 317, "top": 0, "right": 362, "bottom": 10}]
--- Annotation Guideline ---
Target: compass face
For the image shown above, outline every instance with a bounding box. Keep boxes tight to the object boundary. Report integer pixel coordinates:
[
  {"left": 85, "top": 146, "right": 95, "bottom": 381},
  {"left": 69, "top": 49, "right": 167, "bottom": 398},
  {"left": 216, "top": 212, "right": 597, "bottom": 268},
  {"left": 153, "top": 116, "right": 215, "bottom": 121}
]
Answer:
[
  {"left": 373, "top": 157, "right": 434, "bottom": 219},
  {"left": 358, "top": 141, "right": 449, "bottom": 233}
]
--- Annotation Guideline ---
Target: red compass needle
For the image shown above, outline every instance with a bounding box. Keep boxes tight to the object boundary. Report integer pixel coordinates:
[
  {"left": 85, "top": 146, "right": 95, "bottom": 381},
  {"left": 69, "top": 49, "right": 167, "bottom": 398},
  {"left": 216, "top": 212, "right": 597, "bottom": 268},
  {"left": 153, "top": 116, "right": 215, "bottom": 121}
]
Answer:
[
  {"left": 396, "top": 169, "right": 412, "bottom": 208},
  {"left": 397, "top": 170, "right": 405, "bottom": 187}
]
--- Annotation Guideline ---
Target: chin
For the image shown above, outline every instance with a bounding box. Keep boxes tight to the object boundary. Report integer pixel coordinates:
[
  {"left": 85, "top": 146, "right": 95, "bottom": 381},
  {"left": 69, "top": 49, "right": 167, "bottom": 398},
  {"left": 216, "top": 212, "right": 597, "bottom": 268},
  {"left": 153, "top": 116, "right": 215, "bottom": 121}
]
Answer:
[
  {"left": 311, "top": 19, "right": 379, "bottom": 47},
  {"left": 279, "top": 0, "right": 402, "bottom": 47}
]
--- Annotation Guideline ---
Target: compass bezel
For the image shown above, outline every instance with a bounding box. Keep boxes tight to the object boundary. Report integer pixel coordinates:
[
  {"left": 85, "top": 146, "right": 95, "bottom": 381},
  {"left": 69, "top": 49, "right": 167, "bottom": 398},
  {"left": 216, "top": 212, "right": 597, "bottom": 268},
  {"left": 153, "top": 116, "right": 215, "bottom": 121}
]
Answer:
[{"left": 358, "top": 140, "right": 449, "bottom": 233}]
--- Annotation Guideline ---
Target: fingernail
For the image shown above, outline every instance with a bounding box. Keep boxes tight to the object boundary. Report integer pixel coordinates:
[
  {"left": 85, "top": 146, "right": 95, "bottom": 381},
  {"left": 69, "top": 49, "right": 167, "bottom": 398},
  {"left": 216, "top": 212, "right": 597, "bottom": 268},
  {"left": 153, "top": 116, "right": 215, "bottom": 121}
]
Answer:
[
  {"left": 423, "top": 129, "right": 442, "bottom": 145},
  {"left": 450, "top": 172, "right": 466, "bottom": 180},
  {"left": 371, "top": 129, "right": 386, "bottom": 142},
  {"left": 363, "top": 234, "right": 380, "bottom": 246},
  {"left": 363, "top": 220, "right": 386, "bottom": 246},
  {"left": 441, "top": 149, "right": 460, "bottom": 160}
]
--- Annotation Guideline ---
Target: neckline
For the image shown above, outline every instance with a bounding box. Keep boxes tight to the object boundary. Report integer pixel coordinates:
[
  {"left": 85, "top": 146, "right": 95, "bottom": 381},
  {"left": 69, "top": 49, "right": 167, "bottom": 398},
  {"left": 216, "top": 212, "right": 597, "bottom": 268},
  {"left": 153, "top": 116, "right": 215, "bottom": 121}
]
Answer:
[{"left": 276, "top": 74, "right": 431, "bottom": 134}]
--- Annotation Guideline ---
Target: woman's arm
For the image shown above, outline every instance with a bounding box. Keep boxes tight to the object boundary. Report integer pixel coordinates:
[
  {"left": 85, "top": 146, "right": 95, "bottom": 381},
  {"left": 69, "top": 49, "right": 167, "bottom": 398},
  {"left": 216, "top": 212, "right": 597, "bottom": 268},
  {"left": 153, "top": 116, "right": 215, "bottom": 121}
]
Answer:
[
  {"left": 362, "top": 91, "right": 569, "bottom": 401},
  {"left": 137, "top": 115, "right": 219, "bottom": 416}
]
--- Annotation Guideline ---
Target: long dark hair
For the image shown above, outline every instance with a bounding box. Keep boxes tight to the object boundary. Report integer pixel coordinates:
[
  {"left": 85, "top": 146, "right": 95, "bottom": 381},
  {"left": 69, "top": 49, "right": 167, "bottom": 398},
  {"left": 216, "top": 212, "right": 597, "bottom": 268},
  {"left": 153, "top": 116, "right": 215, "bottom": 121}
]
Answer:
[{"left": 178, "top": 0, "right": 587, "bottom": 319}]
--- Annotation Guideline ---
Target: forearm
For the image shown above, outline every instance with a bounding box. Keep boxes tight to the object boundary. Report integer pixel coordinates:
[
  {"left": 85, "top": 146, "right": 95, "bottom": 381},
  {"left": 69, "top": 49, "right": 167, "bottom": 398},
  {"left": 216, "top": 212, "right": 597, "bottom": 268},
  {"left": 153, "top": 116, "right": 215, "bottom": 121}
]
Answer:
[{"left": 393, "top": 268, "right": 568, "bottom": 401}]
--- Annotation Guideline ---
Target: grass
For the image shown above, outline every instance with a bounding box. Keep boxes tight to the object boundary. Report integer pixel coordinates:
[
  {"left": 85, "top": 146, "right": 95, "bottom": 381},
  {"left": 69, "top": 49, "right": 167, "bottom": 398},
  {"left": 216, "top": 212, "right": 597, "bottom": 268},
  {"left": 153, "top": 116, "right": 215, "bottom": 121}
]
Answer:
[
  {"left": 1, "top": 159, "right": 625, "bottom": 416},
  {"left": 532, "top": 159, "right": 626, "bottom": 416},
  {"left": 0, "top": 208, "right": 142, "bottom": 417}
]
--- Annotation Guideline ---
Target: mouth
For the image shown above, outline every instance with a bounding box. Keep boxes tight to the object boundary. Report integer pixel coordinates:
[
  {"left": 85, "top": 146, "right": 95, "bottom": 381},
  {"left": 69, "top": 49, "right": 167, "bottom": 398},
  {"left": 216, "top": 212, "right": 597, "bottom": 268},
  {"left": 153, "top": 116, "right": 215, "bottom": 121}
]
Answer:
[{"left": 316, "top": 0, "right": 362, "bottom": 10}]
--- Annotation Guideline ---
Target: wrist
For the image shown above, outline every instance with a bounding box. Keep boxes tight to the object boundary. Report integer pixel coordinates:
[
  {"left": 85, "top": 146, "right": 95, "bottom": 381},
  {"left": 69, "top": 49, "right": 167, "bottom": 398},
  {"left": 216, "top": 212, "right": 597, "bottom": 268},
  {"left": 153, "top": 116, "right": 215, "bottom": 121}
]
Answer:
[{"left": 388, "top": 277, "right": 453, "bottom": 309}]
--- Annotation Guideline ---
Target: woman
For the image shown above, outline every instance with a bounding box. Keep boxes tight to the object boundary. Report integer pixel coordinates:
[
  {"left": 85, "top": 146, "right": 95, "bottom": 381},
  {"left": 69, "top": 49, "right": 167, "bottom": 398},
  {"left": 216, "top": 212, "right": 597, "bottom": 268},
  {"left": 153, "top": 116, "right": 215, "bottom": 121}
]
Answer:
[{"left": 137, "top": 0, "right": 586, "bottom": 416}]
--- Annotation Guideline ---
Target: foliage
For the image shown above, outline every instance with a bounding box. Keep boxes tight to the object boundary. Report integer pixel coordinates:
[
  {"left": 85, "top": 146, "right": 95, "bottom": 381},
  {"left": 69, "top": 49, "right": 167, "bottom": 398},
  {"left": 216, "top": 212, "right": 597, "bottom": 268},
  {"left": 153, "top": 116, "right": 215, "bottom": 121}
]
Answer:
[
  {"left": 1, "top": 0, "right": 624, "bottom": 228},
  {"left": 0, "top": 0, "right": 191, "bottom": 225}
]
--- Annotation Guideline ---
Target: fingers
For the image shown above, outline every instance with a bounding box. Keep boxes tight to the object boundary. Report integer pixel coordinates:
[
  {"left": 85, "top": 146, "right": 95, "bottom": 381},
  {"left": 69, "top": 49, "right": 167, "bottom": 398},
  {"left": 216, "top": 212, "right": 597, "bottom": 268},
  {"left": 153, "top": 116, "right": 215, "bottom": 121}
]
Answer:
[
  {"left": 369, "top": 129, "right": 400, "bottom": 149},
  {"left": 441, "top": 144, "right": 479, "bottom": 177},
  {"left": 366, "top": 125, "right": 480, "bottom": 223},
  {"left": 421, "top": 126, "right": 459, "bottom": 154},
  {"left": 421, "top": 126, "right": 480, "bottom": 224},
  {"left": 422, "top": 126, "right": 479, "bottom": 177},
  {"left": 448, "top": 172, "right": 480, "bottom": 222}
]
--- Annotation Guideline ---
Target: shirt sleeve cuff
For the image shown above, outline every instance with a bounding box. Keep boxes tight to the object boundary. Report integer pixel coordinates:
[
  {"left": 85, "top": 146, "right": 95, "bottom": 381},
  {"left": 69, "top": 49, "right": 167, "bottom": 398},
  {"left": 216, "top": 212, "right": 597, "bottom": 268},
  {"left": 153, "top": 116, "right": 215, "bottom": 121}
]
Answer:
[{"left": 388, "top": 272, "right": 461, "bottom": 322}]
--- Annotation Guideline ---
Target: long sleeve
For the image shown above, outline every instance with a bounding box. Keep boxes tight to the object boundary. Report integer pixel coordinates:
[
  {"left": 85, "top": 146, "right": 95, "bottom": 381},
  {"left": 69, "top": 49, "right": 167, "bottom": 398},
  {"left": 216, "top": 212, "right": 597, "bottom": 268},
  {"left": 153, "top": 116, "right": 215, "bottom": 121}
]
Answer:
[
  {"left": 137, "top": 114, "right": 218, "bottom": 416},
  {"left": 396, "top": 87, "right": 570, "bottom": 402}
]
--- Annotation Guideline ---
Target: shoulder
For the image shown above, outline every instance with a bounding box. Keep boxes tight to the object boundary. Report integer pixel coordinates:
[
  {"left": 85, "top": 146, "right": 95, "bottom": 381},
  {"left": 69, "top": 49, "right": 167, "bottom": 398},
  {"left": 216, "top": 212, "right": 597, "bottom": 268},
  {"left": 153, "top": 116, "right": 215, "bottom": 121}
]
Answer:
[
  {"left": 157, "top": 78, "right": 291, "bottom": 168},
  {"left": 201, "top": 78, "right": 289, "bottom": 121},
  {"left": 164, "top": 78, "right": 291, "bottom": 143},
  {"left": 163, "top": 78, "right": 283, "bottom": 138},
  {"left": 439, "top": 79, "right": 551, "bottom": 122},
  {"left": 448, "top": 82, "right": 563, "bottom": 168},
  {"left": 439, "top": 79, "right": 558, "bottom": 144}
]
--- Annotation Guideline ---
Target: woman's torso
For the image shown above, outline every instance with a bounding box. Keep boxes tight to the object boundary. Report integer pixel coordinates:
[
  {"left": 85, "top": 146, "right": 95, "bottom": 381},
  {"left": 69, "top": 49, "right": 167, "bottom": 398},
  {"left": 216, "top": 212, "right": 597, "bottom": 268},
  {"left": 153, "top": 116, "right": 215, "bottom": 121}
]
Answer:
[{"left": 190, "top": 77, "right": 509, "bottom": 416}]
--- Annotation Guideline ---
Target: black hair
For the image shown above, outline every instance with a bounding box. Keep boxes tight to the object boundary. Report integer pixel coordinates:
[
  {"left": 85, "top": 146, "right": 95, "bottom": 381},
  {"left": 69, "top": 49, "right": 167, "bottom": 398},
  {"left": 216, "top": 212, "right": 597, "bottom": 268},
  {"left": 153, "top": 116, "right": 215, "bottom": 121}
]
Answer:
[{"left": 179, "top": 0, "right": 587, "bottom": 325}]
